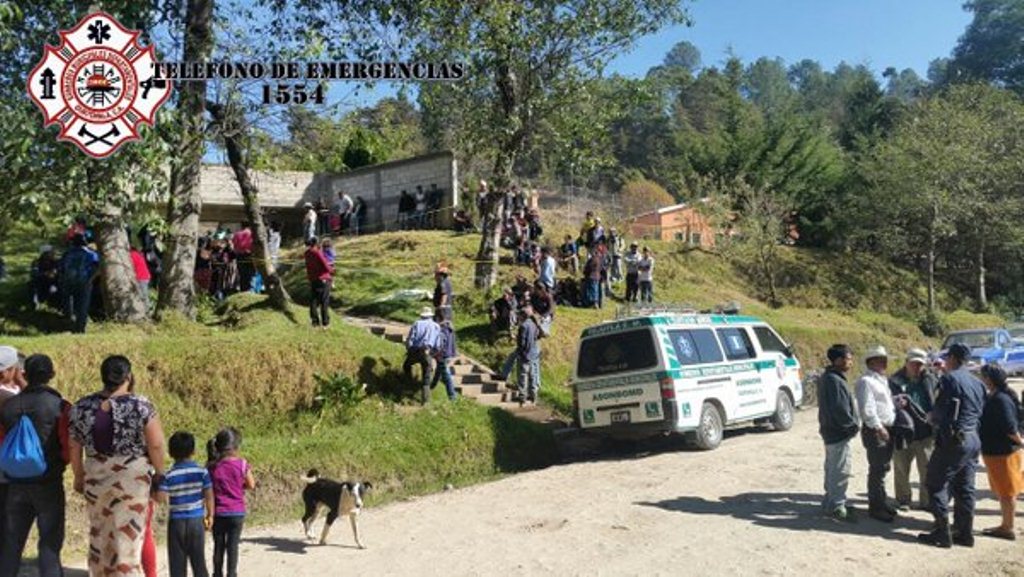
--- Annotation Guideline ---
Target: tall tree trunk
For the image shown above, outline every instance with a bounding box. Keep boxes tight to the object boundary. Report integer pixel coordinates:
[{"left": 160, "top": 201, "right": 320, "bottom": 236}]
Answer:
[
  {"left": 88, "top": 162, "right": 146, "bottom": 323},
  {"left": 927, "top": 201, "right": 937, "bottom": 314},
  {"left": 209, "top": 102, "right": 291, "bottom": 311},
  {"left": 95, "top": 209, "right": 147, "bottom": 323},
  {"left": 977, "top": 236, "right": 988, "bottom": 311},
  {"left": 474, "top": 60, "right": 520, "bottom": 290},
  {"left": 157, "top": 0, "right": 214, "bottom": 319}
]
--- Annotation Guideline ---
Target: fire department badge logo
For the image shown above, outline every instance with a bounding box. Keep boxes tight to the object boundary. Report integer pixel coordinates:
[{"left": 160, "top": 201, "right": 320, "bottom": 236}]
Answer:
[{"left": 27, "top": 12, "right": 172, "bottom": 158}]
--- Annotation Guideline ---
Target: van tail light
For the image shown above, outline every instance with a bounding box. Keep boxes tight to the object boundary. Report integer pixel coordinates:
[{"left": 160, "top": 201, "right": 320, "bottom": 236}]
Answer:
[{"left": 659, "top": 377, "right": 675, "bottom": 400}]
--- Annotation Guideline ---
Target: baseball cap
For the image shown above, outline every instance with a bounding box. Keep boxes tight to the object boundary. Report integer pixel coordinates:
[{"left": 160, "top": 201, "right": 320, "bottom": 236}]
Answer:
[
  {"left": 948, "top": 342, "right": 971, "bottom": 360},
  {"left": 905, "top": 348, "right": 928, "bottom": 364},
  {"left": 0, "top": 346, "right": 19, "bottom": 371}
]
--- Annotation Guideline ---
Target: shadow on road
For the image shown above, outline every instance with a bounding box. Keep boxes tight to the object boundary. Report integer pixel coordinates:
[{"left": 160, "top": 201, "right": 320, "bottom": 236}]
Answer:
[
  {"left": 244, "top": 536, "right": 312, "bottom": 555},
  {"left": 636, "top": 491, "right": 934, "bottom": 542},
  {"left": 557, "top": 424, "right": 776, "bottom": 463}
]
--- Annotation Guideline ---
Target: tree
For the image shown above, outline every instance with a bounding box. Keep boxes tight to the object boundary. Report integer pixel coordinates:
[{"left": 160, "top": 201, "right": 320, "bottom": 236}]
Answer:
[
  {"left": 405, "top": 1, "right": 691, "bottom": 289},
  {"left": 663, "top": 40, "right": 702, "bottom": 73},
  {"left": 1, "top": 1, "right": 168, "bottom": 325},
  {"left": 858, "top": 84, "right": 1024, "bottom": 312},
  {"left": 158, "top": 0, "right": 214, "bottom": 320},
  {"left": 620, "top": 178, "right": 675, "bottom": 217},
  {"left": 951, "top": 0, "right": 1024, "bottom": 94},
  {"left": 207, "top": 99, "right": 292, "bottom": 311}
]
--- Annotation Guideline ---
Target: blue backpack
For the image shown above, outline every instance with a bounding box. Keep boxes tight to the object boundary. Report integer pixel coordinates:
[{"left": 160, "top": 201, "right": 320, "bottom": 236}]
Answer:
[{"left": 0, "top": 414, "right": 48, "bottom": 479}]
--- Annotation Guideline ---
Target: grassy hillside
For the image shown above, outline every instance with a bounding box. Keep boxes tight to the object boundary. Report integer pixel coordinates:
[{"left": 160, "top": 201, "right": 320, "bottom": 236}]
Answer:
[
  {"left": 304, "top": 230, "right": 1002, "bottom": 413},
  {"left": 0, "top": 225, "right": 1003, "bottom": 552}
]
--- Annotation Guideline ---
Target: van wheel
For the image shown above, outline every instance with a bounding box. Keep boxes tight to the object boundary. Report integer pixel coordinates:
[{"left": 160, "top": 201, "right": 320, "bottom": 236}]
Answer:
[
  {"left": 771, "top": 390, "right": 794, "bottom": 432},
  {"left": 693, "top": 402, "right": 723, "bottom": 450}
]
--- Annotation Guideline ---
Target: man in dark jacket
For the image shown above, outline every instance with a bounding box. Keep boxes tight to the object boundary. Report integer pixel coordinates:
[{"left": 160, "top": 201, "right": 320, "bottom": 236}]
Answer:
[
  {"left": 918, "top": 342, "right": 986, "bottom": 548},
  {"left": 889, "top": 348, "right": 938, "bottom": 510},
  {"left": 515, "top": 306, "right": 541, "bottom": 406},
  {"left": 818, "top": 344, "right": 859, "bottom": 522},
  {"left": 0, "top": 354, "right": 71, "bottom": 577}
]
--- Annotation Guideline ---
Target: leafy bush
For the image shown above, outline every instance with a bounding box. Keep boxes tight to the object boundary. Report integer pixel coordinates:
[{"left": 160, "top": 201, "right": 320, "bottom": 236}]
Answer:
[{"left": 312, "top": 372, "right": 365, "bottom": 417}]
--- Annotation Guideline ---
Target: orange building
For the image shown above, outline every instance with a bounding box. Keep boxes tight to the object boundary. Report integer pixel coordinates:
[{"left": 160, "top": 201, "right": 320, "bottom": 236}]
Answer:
[{"left": 628, "top": 202, "right": 719, "bottom": 247}]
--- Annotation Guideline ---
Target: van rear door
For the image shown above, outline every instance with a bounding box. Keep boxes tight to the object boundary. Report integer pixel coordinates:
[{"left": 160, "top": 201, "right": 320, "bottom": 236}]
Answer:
[{"left": 574, "top": 328, "right": 666, "bottom": 429}]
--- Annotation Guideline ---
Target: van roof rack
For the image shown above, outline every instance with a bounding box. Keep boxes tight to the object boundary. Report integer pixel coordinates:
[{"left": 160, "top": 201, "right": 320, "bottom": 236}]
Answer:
[
  {"left": 615, "top": 303, "right": 698, "bottom": 319},
  {"left": 614, "top": 301, "right": 742, "bottom": 320}
]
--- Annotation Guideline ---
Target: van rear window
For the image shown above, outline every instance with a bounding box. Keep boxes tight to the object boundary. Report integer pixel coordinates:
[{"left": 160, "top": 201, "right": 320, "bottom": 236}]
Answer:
[{"left": 577, "top": 329, "right": 658, "bottom": 378}]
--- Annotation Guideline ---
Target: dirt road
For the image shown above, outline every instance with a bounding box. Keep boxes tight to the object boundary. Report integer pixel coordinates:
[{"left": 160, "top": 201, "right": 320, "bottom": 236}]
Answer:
[
  {"left": 220, "top": 408, "right": 1024, "bottom": 577},
  {"left": 45, "top": 406, "right": 1023, "bottom": 577}
]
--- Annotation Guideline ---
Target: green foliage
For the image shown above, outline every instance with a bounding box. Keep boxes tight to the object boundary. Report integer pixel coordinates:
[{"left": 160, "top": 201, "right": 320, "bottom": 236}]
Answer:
[
  {"left": 619, "top": 178, "right": 674, "bottom": 216},
  {"left": 951, "top": 0, "right": 1024, "bottom": 94},
  {"left": 311, "top": 372, "right": 366, "bottom": 423}
]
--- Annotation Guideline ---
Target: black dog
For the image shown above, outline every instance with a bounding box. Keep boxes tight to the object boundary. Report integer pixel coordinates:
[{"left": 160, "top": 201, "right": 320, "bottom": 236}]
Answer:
[{"left": 301, "top": 469, "right": 373, "bottom": 548}]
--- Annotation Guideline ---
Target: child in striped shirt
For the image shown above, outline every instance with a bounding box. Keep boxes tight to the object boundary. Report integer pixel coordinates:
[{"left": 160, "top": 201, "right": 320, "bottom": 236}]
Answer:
[{"left": 158, "top": 431, "right": 214, "bottom": 577}]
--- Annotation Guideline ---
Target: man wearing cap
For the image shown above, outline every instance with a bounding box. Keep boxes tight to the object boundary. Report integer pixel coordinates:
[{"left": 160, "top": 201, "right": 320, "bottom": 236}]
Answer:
[
  {"left": 404, "top": 307, "right": 441, "bottom": 404},
  {"left": 0, "top": 354, "right": 71, "bottom": 577},
  {"left": 855, "top": 345, "right": 898, "bottom": 522},
  {"left": 889, "top": 348, "right": 938, "bottom": 510},
  {"left": 818, "top": 344, "right": 860, "bottom": 522},
  {"left": 433, "top": 264, "right": 454, "bottom": 322},
  {"left": 918, "top": 342, "right": 986, "bottom": 548}
]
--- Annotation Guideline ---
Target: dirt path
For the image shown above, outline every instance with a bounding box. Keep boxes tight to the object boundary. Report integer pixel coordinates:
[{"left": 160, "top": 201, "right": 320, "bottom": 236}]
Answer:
[
  {"left": 45, "top": 407, "right": 1023, "bottom": 577},
  {"left": 206, "top": 409, "right": 1021, "bottom": 577}
]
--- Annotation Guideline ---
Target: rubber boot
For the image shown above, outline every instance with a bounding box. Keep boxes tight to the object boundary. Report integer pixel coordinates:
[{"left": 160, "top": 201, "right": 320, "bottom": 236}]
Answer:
[{"left": 917, "top": 517, "right": 952, "bottom": 548}]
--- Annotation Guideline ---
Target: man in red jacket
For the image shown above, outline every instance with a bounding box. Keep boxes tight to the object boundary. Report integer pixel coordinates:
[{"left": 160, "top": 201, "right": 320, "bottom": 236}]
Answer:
[{"left": 304, "top": 236, "right": 333, "bottom": 329}]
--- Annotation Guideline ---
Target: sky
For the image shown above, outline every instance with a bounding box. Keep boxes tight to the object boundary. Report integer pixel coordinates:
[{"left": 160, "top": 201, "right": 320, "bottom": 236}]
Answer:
[
  {"left": 608, "top": 0, "right": 972, "bottom": 78},
  {"left": 202, "top": 0, "right": 974, "bottom": 161}
]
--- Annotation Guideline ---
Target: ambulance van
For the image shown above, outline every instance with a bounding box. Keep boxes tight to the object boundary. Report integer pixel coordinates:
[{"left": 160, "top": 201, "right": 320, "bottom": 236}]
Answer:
[{"left": 571, "top": 313, "right": 803, "bottom": 450}]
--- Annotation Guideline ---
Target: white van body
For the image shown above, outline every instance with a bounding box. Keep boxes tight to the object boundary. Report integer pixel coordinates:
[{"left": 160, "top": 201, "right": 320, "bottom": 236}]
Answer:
[{"left": 571, "top": 314, "right": 803, "bottom": 450}]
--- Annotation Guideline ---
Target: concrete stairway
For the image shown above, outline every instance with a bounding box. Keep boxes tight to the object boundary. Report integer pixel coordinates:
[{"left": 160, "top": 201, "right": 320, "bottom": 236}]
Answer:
[{"left": 345, "top": 316, "right": 524, "bottom": 409}]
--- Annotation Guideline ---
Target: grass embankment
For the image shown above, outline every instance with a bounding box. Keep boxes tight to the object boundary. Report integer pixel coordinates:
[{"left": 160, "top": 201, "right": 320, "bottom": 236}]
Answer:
[
  {"left": 300, "top": 230, "right": 1003, "bottom": 415},
  {"left": 0, "top": 239, "right": 557, "bottom": 552}
]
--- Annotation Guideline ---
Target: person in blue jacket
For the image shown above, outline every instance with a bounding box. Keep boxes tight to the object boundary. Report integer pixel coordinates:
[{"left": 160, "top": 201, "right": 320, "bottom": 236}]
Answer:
[{"left": 917, "top": 342, "right": 986, "bottom": 548}]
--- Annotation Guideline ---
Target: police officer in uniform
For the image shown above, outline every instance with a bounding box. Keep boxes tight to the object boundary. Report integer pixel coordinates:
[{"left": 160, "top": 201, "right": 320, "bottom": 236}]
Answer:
[{"left": 917, "top": 343, "right": 986, "bottom": 548}]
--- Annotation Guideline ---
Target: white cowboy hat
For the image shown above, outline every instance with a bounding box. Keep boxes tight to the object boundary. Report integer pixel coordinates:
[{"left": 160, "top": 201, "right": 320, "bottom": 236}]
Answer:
[
  {"left": 419, "top": 306, "right": 435, "bottom": 318},
  {"left": 863, "top": 345, "right": 889, "bottom": 363}
]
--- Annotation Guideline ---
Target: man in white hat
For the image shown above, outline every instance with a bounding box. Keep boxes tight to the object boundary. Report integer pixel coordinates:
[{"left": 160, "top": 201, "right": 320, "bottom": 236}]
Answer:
[
  {"left": 0, "top": 346, "right": 24, "bottom": 406},
  {"left": 302, "top": 202, "right": 318, "bottom": 242},
  {"left": 856, "top": 345, "right": 898, "bottom": 522},
  {"left": 404, "top": 307, "right": 441, "bottom": 404},
  {"left": 889, "top": 348, "right": 938, "bottom": 510},
  {"left": 0, "top": 345, "right": 24, "bottom": 556}
]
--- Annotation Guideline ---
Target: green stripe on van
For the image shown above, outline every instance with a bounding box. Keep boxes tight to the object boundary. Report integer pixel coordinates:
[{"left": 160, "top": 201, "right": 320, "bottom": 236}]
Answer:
[{"left": 575, "top": 359, "right": 783, "bottom": 392}]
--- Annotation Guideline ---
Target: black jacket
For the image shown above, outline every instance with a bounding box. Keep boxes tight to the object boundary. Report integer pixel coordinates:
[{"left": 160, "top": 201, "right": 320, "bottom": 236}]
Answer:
[
  {"left": 817, "top": 368, "right": 859, "bottom": 444},
  {"left": 0, "top": 385, "right": 69, "bottom": 484}
]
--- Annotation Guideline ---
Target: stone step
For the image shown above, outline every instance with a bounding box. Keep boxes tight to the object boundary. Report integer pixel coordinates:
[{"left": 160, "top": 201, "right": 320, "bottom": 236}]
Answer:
[
  {"left": 369, "top": 326, "right": 387, "bottom": 336},
  {"left": 450, "top": 364, "right": 485, "bottom": 376},
  {"left": 458, "top": 372, "right": 492, "bottom": 385},
  {"left": 454, "top": 382, "right": 502, "bottom": 396},
  {"left": 473, "top": 392, "right": 507, "bottom": 406},
  {"left": 384, "top": 332, "right": 405, "bottom": 343}
]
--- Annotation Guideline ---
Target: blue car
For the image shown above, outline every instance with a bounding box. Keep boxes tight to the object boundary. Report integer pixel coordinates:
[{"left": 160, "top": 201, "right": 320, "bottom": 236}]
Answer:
[{"left": 938, "top": 328, "right": 1024, "bottom": 375}]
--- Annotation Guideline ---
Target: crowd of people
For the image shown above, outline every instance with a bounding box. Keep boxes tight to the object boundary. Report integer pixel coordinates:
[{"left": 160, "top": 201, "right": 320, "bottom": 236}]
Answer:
[
  {"left": 818, "top": 342, "right": 1022, "bottom": 546},
  {"left": 0, "top": 348, "right": 256, "bottom": 577},
  {"left": 28, "top": 220, "right": 159, "bottom": 333}
]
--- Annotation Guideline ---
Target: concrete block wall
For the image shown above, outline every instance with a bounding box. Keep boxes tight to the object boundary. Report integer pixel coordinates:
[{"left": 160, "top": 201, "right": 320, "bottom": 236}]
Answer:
[{"left": 197, "top": 151, "right": 458, "bottom": 237}]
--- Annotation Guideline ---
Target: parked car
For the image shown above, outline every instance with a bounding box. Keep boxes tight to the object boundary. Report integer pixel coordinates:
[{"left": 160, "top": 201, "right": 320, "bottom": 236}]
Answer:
[
  {"left": 938, "top": 328, "right": 1024, "bottom": 375},
  {"left": 1010, "top": 325, "right": 1024, "bottom": 347}
]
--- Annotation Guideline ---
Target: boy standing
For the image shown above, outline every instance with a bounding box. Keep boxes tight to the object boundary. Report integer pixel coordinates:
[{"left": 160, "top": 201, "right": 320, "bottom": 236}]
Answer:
[{"left": 158, "top": 431, "right": 214, "bottom": 577}]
